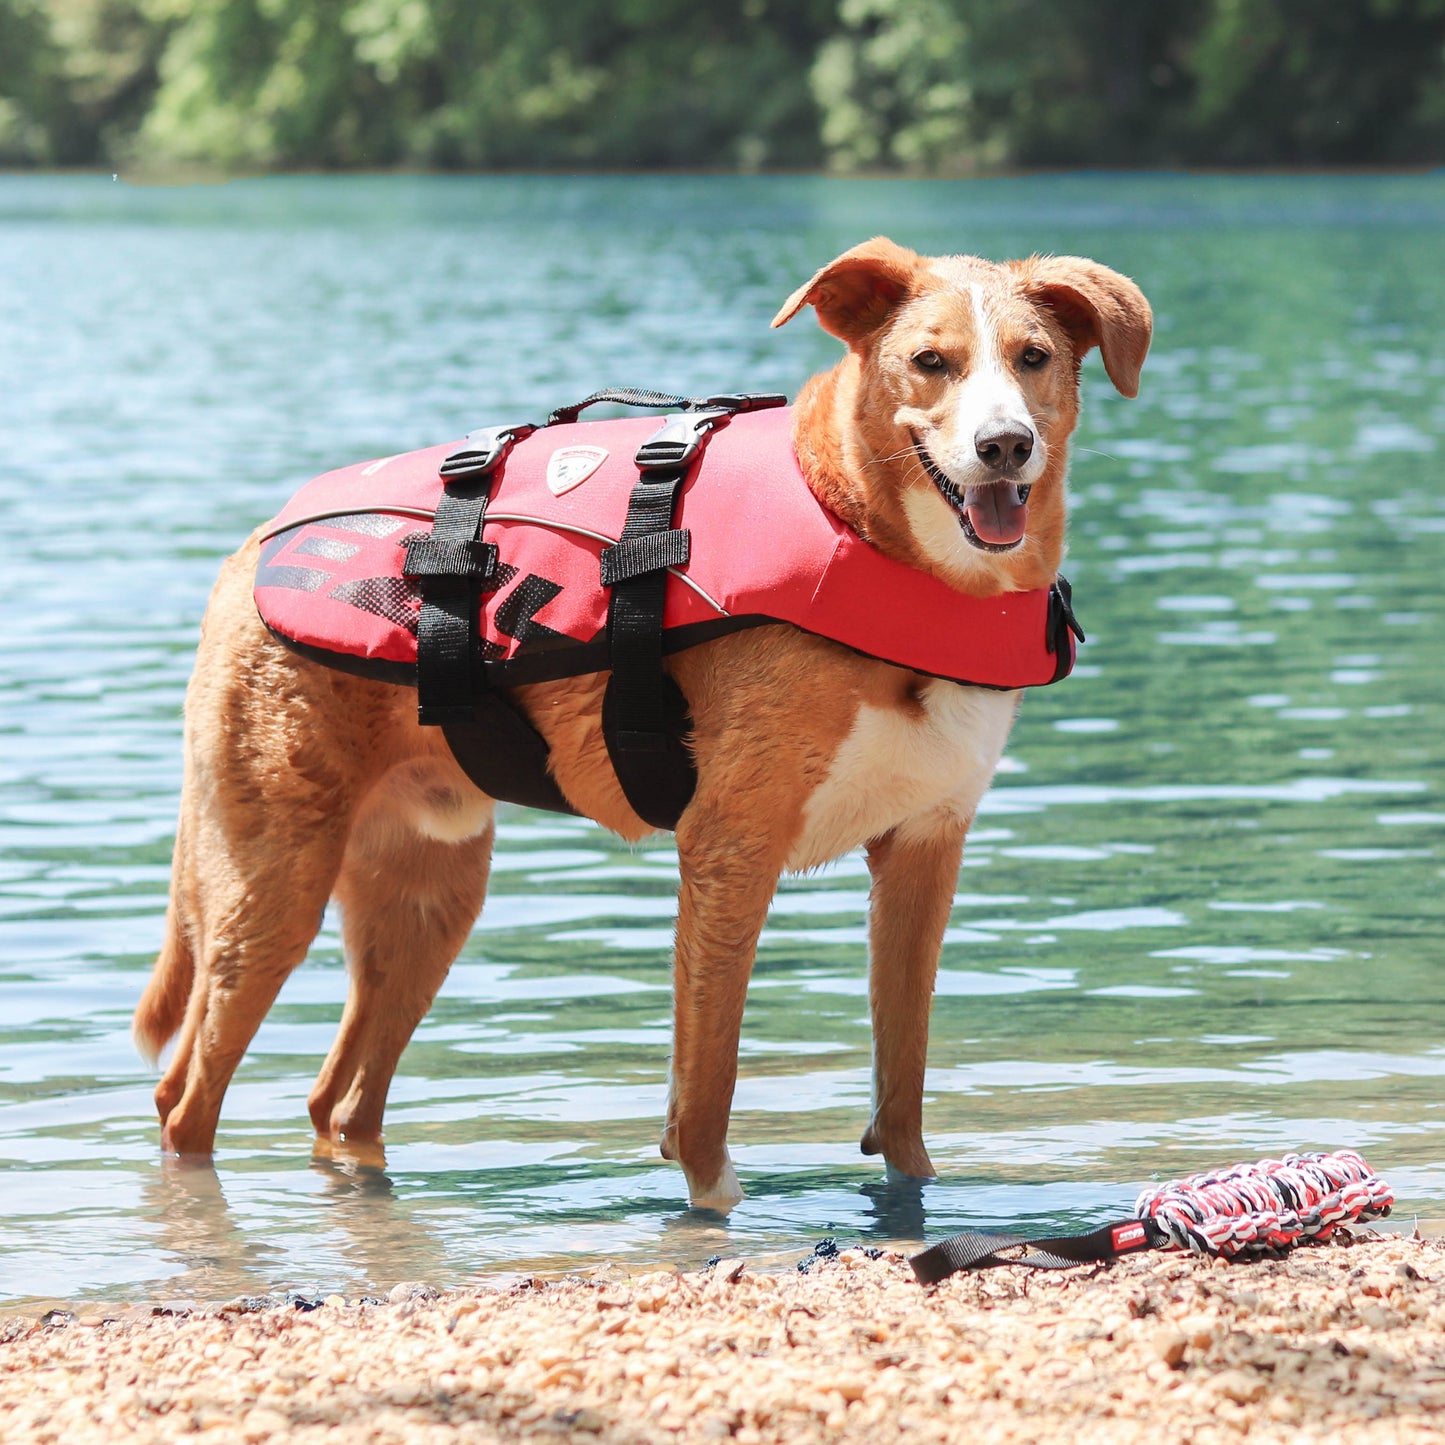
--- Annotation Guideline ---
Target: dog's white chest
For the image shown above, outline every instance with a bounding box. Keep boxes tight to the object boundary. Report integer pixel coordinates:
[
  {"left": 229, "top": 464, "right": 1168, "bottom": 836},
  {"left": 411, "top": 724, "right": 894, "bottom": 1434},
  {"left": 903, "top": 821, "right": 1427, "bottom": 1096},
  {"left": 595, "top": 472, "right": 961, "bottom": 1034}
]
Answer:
[{"left": 786, "top": 682, "right": 1019, "bottom": 871}]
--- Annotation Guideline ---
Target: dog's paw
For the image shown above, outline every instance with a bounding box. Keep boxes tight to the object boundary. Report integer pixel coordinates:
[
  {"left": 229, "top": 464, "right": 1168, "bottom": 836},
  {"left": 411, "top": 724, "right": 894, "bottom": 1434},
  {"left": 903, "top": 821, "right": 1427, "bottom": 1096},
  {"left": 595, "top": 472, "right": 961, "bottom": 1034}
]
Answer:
[
  {"left": 860, "top": 1122, "right": 937, "bottom": 1180},
  {"left": 684, "top": 1159, "right": 745, "bottom": 1212}
]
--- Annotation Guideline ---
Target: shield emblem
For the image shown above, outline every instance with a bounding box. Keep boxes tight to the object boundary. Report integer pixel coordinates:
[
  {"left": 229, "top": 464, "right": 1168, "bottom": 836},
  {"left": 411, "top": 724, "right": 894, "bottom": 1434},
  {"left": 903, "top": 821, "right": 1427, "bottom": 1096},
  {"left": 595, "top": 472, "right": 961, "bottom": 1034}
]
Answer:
[{"left": 546, "top": 445, "right": 609, "bottom": 496}]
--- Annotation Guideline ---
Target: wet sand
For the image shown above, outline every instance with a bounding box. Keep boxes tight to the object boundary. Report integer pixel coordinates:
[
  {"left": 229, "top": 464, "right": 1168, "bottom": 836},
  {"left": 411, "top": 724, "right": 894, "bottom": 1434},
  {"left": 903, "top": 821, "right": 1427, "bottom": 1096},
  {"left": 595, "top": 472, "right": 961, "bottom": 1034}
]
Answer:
[{"left": 3, "top": 1232, "right": 1442, "bottom": 1443}]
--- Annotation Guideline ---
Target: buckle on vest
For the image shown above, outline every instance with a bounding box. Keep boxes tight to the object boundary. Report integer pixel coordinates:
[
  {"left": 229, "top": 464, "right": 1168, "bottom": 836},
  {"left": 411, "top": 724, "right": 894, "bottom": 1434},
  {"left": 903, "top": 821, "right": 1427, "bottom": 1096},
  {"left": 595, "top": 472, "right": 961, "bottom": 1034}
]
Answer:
[
  {"left": 1046, "top": 575, "right": 1085, "bottom": 653},
  {"left": 440, "top": 423, "right": 536, "bottom": 481},
  {"left": 634, "top": 410, "right": 728, "bottom": 473}
]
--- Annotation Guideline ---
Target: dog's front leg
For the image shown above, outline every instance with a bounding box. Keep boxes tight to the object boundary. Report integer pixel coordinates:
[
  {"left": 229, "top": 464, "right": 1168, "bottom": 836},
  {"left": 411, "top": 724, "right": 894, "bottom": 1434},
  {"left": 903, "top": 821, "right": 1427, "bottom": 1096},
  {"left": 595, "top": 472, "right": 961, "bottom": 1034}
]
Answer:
[
  {"left": 860, "top": 816, "right": 968, "bottom": 1179},
  {"left": 663, "top": 823, "right": 785, "bottom": 1210}
]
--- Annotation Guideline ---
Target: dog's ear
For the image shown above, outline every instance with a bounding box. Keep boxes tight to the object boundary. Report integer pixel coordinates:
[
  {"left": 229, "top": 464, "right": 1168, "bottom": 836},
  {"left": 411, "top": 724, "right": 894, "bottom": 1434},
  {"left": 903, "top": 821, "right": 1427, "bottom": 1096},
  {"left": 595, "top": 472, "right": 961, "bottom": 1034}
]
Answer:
[
  {"left": 772, "top": 237, "right": 921, "bottom": 345},
  {"left": 1017, "top": 257, "right": 1153, "bottom": 398}
]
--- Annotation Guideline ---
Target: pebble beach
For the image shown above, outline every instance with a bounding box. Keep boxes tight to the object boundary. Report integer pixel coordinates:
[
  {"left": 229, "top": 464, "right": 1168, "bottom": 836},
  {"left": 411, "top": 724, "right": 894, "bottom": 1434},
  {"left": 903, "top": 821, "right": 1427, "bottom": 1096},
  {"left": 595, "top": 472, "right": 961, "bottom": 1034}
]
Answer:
[{"left": 3, "top": 1232, "right": 1443, "bottom": 1443}]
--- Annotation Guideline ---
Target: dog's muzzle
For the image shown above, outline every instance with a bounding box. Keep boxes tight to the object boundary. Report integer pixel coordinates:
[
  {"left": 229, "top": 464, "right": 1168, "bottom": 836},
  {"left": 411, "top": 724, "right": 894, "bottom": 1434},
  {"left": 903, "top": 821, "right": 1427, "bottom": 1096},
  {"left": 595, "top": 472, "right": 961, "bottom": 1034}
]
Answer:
[{"left": 914, "top": 436, "right": 1031, "bottom": 552}]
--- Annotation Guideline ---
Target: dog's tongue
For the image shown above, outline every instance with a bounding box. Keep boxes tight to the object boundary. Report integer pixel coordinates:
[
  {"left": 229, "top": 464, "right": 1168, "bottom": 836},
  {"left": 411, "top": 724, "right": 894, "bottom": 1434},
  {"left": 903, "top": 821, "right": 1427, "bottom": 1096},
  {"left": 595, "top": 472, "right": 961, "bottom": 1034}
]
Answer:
[{"left": 964, "top": 483, "right": 1028, "bottom": 546}]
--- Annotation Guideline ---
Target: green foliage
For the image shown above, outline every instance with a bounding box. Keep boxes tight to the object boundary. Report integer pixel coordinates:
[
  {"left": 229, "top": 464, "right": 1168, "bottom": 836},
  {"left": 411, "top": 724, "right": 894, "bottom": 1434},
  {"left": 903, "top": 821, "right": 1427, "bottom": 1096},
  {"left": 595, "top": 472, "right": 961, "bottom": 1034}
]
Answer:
[
  {"left": 130, "top": 0, "right": 833, "bottom": 169},
  {"left": 0, "top": 0, "right": 1441, "bottom": 172},
  {"left": 1188, "top": 0, "right": 1445, "bottom": 163},
  {"left": 810, "top": 0, "right": 976, "bottom": 172}
]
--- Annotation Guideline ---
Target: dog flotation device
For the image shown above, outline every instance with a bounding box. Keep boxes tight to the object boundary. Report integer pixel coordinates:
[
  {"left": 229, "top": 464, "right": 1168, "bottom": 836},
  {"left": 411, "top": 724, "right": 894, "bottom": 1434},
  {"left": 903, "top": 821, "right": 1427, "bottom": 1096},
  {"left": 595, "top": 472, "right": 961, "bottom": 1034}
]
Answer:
[{"left": 255, "top": 389, "right": 1082, "bottom": 828}]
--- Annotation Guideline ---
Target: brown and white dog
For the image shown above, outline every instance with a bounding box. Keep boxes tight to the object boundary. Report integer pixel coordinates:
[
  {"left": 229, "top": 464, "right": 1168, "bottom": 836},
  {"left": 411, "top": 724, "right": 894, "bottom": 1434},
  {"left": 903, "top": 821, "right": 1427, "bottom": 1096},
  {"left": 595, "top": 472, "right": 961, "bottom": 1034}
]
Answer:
[{"left": 135, "top": 238, "right": 1150, "bottom": 1208}]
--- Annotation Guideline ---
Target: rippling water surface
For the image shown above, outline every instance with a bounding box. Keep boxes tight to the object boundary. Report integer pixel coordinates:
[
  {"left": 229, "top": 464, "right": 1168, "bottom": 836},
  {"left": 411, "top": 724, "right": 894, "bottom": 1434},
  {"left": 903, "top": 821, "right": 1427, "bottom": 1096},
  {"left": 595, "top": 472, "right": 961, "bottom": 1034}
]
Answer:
[{"left": 2, "top": 174, "right": 1442, "bottom": 1308}]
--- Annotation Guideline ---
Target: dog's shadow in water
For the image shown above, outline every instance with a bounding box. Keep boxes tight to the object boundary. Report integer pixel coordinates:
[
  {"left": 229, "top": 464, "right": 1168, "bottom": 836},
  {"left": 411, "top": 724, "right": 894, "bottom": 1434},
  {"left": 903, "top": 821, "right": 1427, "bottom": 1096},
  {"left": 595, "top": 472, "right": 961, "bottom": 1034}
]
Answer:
[{"left": 859, "top": 1174, "right": 929, "bottom": 1244}]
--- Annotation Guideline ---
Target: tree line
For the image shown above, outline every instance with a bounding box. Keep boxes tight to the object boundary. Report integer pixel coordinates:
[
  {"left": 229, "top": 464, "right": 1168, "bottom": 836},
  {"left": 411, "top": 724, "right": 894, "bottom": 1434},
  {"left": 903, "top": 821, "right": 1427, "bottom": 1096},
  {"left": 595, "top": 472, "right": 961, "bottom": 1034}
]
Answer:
[{"left": 2, "top": 0, "right": 1441, "bottom": 173}]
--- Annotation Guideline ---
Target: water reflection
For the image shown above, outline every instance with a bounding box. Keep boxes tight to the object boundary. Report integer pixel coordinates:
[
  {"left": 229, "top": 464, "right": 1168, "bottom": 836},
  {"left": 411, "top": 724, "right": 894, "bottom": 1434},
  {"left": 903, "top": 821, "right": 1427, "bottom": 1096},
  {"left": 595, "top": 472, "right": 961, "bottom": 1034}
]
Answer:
[
  {"left": 145, "top": 1159, "right": 285, "bottom": 1303},
  {"left": 859, "top": 1177, "right": 929, "bottom": 1243},
  {"left": 143, "top": 1153, "right": 457, "bottom": 1303}
]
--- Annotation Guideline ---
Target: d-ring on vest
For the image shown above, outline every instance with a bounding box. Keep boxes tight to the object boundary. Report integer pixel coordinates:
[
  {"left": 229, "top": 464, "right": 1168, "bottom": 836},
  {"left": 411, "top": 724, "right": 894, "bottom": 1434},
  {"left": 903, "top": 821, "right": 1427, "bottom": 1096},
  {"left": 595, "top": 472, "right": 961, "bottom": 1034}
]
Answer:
[{"left": 254, "top": 387, "right": 1085, "bottom": 831}]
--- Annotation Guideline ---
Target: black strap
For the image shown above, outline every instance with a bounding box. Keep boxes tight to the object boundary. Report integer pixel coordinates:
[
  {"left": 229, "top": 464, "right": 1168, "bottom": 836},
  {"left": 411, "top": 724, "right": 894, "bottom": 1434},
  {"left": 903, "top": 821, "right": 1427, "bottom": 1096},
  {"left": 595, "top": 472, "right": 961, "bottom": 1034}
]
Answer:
[
  {"left": 910, "top": 1215, "right": 1169, "bottom": 1285},
  {"left": 405, "top": 473, "right": 501, "bottom": 727},
  {"left": 442, "top": 706, "right": 579, "bottom": 817},
  {"left": 597, "top": 412, "right": 722, "bottom": 830},
  {"left": 413, "top": 391, "right": 786, "bottom": 825},
  {"left": 406, "top": 424, "right": 579, "bottom": 816}
]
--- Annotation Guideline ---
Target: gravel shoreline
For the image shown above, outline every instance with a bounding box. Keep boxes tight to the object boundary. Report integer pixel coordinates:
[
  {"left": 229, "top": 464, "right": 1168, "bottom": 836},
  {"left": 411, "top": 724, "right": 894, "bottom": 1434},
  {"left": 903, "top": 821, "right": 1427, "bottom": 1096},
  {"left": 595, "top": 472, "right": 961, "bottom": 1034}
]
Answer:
[{"left": 3, "top": 1233, "right": 1443, "bottom": 1443}]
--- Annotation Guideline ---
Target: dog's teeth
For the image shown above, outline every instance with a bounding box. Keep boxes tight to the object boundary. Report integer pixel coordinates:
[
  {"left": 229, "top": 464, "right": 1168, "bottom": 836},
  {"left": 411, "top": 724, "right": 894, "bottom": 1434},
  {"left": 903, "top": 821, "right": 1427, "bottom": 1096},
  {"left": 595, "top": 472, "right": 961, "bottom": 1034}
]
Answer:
[{"left": 1017, "top": 485, "right": 1032, "bottom": 503}]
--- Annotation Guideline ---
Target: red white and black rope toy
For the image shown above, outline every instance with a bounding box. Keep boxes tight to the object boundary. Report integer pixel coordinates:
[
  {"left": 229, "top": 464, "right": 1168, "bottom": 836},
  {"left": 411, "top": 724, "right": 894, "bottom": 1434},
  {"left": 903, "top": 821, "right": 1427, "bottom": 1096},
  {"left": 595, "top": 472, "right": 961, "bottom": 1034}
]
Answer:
[{"left": 910, "top": 1149, "right": 1394, "bottom": 1285}]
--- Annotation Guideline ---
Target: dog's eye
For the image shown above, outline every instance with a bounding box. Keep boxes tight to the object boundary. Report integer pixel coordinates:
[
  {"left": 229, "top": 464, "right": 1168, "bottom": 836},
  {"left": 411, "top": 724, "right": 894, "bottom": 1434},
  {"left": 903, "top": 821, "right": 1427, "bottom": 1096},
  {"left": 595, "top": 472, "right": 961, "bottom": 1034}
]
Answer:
[
  {"left": 912, "top": 349, "right": 947, "bottom": 372},
  {"left": 1020, "top": 346, "right": 1050, "bottom": 369}
]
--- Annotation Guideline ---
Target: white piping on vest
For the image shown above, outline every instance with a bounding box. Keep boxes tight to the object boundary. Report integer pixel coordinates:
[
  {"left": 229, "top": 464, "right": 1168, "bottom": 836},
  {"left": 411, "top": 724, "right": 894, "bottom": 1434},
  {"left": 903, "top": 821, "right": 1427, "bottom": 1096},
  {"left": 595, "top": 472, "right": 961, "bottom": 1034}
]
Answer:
[
  {"left": 484, "top": 513, "right": 730, "bottom": 615},
  {"left": 259, "top": 506, "right": 436, "bottom": 541},
  {"left": 259, "top": 507, "right": 732, "bottom": 616}
]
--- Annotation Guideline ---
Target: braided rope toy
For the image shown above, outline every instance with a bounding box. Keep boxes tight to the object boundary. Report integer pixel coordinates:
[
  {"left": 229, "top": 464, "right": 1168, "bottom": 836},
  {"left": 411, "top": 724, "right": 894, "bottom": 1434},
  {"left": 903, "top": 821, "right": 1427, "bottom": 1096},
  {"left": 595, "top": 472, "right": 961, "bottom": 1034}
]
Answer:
[{"left": 1135, "top": 1148, "right": 1393, "bottom": 1260}]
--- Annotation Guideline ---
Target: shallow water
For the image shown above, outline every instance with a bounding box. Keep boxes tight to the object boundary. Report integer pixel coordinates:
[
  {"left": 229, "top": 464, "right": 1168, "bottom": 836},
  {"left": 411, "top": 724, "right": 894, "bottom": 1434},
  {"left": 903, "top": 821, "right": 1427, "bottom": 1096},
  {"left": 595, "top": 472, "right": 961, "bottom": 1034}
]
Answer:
[{"left": 1, "top": 173, "right": 1442, "bottom": 1308}]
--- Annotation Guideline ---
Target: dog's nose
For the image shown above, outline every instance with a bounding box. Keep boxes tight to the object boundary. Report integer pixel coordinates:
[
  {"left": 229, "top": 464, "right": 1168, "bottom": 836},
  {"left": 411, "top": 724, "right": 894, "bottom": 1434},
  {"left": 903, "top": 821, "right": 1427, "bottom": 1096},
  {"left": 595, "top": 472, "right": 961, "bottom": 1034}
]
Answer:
[{"left": 975, "top": 422, "right": 1034, "bottom": 471}]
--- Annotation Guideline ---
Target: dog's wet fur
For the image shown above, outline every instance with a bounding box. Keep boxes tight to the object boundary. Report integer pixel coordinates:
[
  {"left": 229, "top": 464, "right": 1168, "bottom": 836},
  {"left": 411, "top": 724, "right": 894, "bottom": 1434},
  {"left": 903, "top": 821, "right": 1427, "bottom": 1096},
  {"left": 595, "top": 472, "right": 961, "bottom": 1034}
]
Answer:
[{"left": 135, "top": 238, "right": 1151, "bottom": 1208}]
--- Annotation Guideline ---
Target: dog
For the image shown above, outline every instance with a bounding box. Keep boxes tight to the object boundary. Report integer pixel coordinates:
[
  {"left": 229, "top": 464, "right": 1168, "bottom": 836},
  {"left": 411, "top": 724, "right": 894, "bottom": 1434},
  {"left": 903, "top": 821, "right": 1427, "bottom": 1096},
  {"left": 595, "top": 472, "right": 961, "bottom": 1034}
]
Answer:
[{"left": 135, "top": 237, "right": 1150, "bottom": 1209}]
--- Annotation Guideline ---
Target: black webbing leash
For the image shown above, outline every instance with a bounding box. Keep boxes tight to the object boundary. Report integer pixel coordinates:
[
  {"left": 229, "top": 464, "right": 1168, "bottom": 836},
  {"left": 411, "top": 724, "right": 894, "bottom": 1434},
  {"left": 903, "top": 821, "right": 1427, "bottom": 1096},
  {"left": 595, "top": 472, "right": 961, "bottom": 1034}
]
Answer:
[{"left": 910, "top": 1216, "right": 1169, "bottom": 1285}]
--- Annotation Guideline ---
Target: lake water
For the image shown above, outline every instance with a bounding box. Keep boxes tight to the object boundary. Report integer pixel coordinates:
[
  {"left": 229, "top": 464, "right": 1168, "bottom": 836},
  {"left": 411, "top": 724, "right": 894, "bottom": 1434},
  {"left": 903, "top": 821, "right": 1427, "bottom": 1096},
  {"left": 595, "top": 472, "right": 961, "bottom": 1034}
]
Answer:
[{"left": 1, "top": 174, "right": 1442, "bottom": 1310}]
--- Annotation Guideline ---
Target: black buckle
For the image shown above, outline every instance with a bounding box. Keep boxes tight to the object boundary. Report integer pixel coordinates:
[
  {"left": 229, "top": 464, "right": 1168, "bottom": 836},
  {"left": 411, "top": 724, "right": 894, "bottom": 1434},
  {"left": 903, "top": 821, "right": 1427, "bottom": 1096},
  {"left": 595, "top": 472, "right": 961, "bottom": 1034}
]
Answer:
[
  {"left": 696, "top": 392, "right": 787, "bottom": 413},
  {"left": 634, "top": 409, "right": 728, "bottom": 473},
  {"left": 439, "top": 423, "right": 536, "bottom": 481},
  {"left": 1046, "top": 575, "right": 1085, "bottom": 654}
]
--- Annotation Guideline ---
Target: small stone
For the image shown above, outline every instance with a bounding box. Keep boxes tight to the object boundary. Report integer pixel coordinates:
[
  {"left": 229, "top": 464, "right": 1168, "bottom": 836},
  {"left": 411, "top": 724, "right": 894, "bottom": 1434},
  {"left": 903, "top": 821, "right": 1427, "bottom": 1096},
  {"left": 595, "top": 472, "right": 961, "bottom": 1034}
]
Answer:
[
  {"left": 386, "top": 1281, "right": 438, "bottom": 1305},
  {"left": 1265, "top": 1393, "right": 1301, "bottom": 1423},
  {"left": 715, "top": 1259, "right": 746, "bottom": 1283},
  {"left": 240, "top": 1407, "right": 290, "bottom": 1441},
  {"left": 1153, "top": 1329, "right": 1187, "bottom": 1368},
  {"left": 1214, "top": 1369, "right": 1266, "bottom": 1404}
]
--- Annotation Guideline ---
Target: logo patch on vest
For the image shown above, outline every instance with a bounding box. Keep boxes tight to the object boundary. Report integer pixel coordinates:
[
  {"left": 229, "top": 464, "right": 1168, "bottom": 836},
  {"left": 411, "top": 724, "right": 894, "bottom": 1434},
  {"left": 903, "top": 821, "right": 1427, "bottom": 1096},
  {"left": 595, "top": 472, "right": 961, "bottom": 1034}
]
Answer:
[{"left": 546, "top": 445, "right": 608, "bottom": 496}]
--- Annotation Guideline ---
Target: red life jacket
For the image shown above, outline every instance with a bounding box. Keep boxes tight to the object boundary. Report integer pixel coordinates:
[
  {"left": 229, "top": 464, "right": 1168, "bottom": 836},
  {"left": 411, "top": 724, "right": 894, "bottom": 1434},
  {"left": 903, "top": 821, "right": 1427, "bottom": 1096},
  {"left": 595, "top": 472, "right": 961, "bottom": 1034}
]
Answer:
[{"left": 255, "top": 404, "right": 1077, "bottom": 691}]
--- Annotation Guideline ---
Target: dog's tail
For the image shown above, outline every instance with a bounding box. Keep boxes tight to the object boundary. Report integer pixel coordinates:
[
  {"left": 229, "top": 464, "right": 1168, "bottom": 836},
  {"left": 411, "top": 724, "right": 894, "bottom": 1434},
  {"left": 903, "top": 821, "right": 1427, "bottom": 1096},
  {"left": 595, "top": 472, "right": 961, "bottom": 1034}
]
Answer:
[{"left": 134, "top": 890, "right": 195, "bottom": 1066}]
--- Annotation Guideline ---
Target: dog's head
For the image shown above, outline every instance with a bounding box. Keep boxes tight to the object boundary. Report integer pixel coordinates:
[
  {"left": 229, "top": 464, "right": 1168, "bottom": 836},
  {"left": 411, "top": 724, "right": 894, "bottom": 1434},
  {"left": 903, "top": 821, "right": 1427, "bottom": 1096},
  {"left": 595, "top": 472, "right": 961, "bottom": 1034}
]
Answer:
[{"left": 774, "top": 237, "right": 1151, "bottom": 595}]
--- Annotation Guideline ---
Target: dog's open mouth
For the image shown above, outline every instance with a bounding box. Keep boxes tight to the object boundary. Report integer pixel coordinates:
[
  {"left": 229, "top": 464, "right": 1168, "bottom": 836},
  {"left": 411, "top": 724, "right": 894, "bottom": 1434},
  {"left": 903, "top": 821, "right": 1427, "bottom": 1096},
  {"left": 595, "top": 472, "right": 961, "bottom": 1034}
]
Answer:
[{"left": 914, "top": 437, "right": 1030, "bottom": 552}]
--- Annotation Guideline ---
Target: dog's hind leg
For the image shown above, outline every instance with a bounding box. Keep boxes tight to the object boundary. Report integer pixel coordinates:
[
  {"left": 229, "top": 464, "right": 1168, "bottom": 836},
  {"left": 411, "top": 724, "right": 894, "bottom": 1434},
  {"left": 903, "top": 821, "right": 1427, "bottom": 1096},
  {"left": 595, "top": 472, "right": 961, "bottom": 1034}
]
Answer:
[
  {"left": 308, "top": 767, "right": 494, "bottom": 1146},
  {"left": 858, "top": 817, "right": 968, "bottom": 1179},
  {"left": 155, "top": 815, "right": 349, "bottom": 1156}
]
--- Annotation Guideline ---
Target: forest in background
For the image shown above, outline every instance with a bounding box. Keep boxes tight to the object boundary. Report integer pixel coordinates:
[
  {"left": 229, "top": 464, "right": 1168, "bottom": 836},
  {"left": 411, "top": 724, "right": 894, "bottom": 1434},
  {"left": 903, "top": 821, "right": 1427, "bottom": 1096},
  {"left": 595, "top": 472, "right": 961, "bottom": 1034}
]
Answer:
[{"left": 1, "top": 0, "right": 1442, "bottom": 173}]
